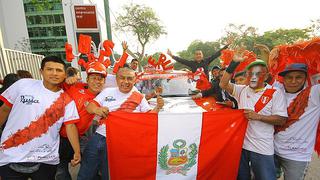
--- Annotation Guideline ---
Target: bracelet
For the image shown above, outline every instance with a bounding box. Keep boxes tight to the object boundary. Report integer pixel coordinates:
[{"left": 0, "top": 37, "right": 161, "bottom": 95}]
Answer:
[{"left": 226, "top": 61, "right": 240, "bottom": 74}]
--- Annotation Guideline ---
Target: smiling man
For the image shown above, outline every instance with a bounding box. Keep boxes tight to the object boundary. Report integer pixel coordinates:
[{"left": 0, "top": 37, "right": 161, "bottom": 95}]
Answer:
[
  {"left": 78, "top": 66, "right": 164, "bottom": 180},
  {"left": 274, "top": 63, "right": 320, "bottom": 180},
  {"left": 0, "top": 56, "right": 80, "bottom": 180},
  {"left": 220, "top": 56, "right": 288, "bottom": 180}
]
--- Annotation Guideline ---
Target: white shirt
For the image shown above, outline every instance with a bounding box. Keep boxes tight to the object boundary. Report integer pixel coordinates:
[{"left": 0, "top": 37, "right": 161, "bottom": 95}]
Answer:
[
  {"left": 232, "top": 84, "right": 288, "bottom": 155},
  {"left": 93, "top": 87, "right": 151, "bottom": 137},
  {"left": 0, "top": 79, "right": 79, "bottom": 166},
  {"left": 274, "top": 84, "right": 320, "bottom": 161}
]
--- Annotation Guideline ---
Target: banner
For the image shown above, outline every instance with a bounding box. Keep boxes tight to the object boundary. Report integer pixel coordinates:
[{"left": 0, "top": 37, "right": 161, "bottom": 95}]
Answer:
[{"left": 106, "top": 110, "right": 247, "bottom": 180}]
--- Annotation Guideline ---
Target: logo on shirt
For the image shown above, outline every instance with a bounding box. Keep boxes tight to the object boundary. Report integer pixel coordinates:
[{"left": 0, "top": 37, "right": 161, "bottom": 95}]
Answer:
[
  {"left": 20, "top": 95, "right": 39, "bottom": 105},
  {"left": 105, "top": 96, "right": 116, "bottom": 102}
]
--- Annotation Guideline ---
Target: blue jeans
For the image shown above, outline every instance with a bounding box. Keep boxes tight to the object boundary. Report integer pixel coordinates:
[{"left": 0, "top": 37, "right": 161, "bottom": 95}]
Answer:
[
  {"left": 77, "top": 133, "right": 109, "bottom": 180},
  {"left": 237, "top": 149, "right": 276, "bottom": 180}
]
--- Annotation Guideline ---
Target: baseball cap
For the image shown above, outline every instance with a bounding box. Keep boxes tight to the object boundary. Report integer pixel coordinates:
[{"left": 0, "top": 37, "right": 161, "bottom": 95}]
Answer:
[{"left": 278, "top": 63, "right": 308, "bottom": 77}]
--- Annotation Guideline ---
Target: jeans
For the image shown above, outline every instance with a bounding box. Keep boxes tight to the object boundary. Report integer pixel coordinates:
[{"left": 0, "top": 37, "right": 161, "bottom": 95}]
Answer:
[
  {"left": 77, "top": 133, "right": 109, "bottom": 180},
  {"left": 237, "top": 149, "right": 276, "bottom": 180},
  {"left": 275, "top": 155, "right": 309, "bottom": 180},
  {"left": 0, "top": 163, "right": 56, "bottom": 180}
]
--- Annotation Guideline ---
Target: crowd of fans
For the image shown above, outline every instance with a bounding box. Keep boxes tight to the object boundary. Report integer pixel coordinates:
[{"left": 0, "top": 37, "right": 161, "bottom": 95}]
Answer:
[{"left": 0, "top": 38, "right": 319, "bottom": 180}]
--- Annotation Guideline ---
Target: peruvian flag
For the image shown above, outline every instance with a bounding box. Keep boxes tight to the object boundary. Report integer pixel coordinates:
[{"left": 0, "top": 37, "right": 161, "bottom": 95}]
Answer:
[{"left": 106, "top": 109, "right": 247, "bottom": 180}]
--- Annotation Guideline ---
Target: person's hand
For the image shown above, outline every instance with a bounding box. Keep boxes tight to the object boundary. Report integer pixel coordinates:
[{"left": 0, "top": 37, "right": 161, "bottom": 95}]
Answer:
[
  {"left": 70, "top": 152, "right": 81, "bottom": 167},
  {"left": 167, "top": 49, "right": 173, "bottom": 57},
  {"left": 233, "top": 47, "right": 246, "bottom": 62},
  {"left": 93, "top": 107, "right": 109, "bottom": 118},
  {"left": 65, "top": 76, "right": 80, "bottom": 85},
  {"left": 192, "top": 93, "right": 202, "bottom": 99},
  {"left": 156, "top": 95, "right": 164, "bottom": 109},
  {"left": 244, "top": 109, "right": 261, "bottom": 121},
  {"left": 122, "top": 41, "right": 128, "bottom": 51},
  {"left": 154, "top": 86, "right": 163, "bottom": 95}
]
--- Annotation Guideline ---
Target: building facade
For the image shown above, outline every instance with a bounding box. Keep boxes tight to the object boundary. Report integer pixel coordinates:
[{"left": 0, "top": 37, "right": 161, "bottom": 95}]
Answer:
[{"left": 23, "top": 0, "right": 67, "bottom": 60}]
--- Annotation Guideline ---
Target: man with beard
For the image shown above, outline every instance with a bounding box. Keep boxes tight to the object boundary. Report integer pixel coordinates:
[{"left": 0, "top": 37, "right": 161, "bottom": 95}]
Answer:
[{"left": 220, "top": 55, "right": 288, "bottom": 180}]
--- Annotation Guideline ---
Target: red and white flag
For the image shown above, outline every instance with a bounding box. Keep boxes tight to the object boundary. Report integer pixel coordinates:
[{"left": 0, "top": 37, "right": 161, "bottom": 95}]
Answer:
[{"left": 106, "top": 110, "right": 247, "bottom": 180}]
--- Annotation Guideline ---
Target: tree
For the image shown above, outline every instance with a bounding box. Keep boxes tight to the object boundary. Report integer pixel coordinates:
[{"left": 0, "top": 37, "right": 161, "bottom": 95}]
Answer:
[
  {"left": 221, "top": 24, "right": 311, "bottom": 59},
  {"left": 114, "top": 4, "right": 167, "bottom": 61},
  {"left": 308, "top": 19, "right": 320, "bottom": 36},
  {"left": 14, "top": 37, "right": 31, "bottom": 52}
]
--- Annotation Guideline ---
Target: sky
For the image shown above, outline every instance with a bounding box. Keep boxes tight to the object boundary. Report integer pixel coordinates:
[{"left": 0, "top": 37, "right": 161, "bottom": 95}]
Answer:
[{"left": 104, "top": 0, "right": 319, "bottom": 55}]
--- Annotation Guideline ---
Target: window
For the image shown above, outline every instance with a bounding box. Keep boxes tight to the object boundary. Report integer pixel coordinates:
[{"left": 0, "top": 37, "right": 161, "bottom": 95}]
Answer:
[{"left": 54, "top": 15, "right": 61, "bottom": 23}]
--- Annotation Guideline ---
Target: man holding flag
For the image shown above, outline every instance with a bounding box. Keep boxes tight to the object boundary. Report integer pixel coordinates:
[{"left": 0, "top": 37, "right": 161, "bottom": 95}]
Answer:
[
  {"left": 220, "top": 53, "right": 288, "bottom": 180},
  {"left": 77, "top": 66, "right": 164, "bottom": 180}
]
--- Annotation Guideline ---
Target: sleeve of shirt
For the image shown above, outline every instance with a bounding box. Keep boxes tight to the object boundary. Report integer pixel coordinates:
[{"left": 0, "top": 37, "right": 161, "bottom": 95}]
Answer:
[
  {"left": 311, "top": 84, "right": 320, "bottom": 106},
  {"left": 204, "top": 44, "right": 229, "bottom": 64},
  {"left": 63, "top": 100, "right": 80, "bottom": 125},
  {"left": 172, "top": 55, "right": 194, "bottom": 67},
  {"left": 271, "top": 89, "right": 288, "bottom": 117},
  {"left": 231, "top": 84, "right": 246, "bottom": 102},
  {"left": 0, "top": 79, "right": 24, "bottom": 107},
  {"left": 138, "top": 97, "right": 152, "bottom": 112}
]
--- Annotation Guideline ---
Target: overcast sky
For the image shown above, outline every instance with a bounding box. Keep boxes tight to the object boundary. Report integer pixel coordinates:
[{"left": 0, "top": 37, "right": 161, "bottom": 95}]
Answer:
[{"left": 106, "top": 0, "right": 319, "bottom": 54}]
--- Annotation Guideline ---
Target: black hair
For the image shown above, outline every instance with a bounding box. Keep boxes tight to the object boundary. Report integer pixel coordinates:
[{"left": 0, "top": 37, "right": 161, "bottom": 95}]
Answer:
[
  {"left": 41, "top": 56, "right": 66, "bottom": 70},
  {"left": 17, "top": 70, "right": 33, "bottom": 78},
  {"left": 211, "top": 65, "right": 221, "bottom": 71},
  {"left": 66, "top": 67, "right": 80, "bottom": 77},
  {"left": 131, "top": 59, "right": 139, "bottom": 63},
  {"left": 0, "top": 73, "right": 20, "bottom": 94}
]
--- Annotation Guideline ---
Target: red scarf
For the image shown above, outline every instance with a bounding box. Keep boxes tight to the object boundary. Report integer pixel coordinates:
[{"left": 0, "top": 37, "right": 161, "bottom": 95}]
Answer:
[{"left": 275, "top": 87, "right": 311, "bottom": 133}]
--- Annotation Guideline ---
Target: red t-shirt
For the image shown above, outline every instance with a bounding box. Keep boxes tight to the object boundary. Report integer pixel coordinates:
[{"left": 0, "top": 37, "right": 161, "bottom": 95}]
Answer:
[{"left": 60, "top": 82, "right": 96, "bottom": 137}]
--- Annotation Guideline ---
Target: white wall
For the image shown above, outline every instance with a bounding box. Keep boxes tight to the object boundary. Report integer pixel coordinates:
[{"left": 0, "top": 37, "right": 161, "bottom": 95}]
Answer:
[{"left": 0, "top": 0, "right": 30, "bottom": 52}]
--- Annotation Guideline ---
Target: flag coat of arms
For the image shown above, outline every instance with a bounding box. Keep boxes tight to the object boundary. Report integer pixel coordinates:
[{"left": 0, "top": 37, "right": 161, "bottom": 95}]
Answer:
[{"left": 106, "top": 109, "right": 247, "bottom": 180}]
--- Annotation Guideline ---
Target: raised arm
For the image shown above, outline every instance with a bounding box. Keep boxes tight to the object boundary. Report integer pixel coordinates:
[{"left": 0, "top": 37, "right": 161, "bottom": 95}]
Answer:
[
  {"left": 167, "top": 49, "right": 194, "bottom": 68},
  {"left": 219, "top": 50, "right": 244, "bottom": 94},
  {"left": 204, "top": 44, "right": 229, "bottom": 64}
]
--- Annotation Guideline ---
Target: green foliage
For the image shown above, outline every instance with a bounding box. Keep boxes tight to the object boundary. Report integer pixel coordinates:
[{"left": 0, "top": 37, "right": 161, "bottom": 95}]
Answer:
[
  {"left": 29, "top": 0, "right": 61, "bottom": 11},
  {"left": 308, "top": 19, "right": 320, "bottom": 36},
  {"left": 158, "top": 145, "right": 169, "bottom": 170},
  {"left": 115, "top": 4, "right": 167, "bottom": 61},
  {"left": 182, "top": 143, "right": 197, "bottom": 170}
]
